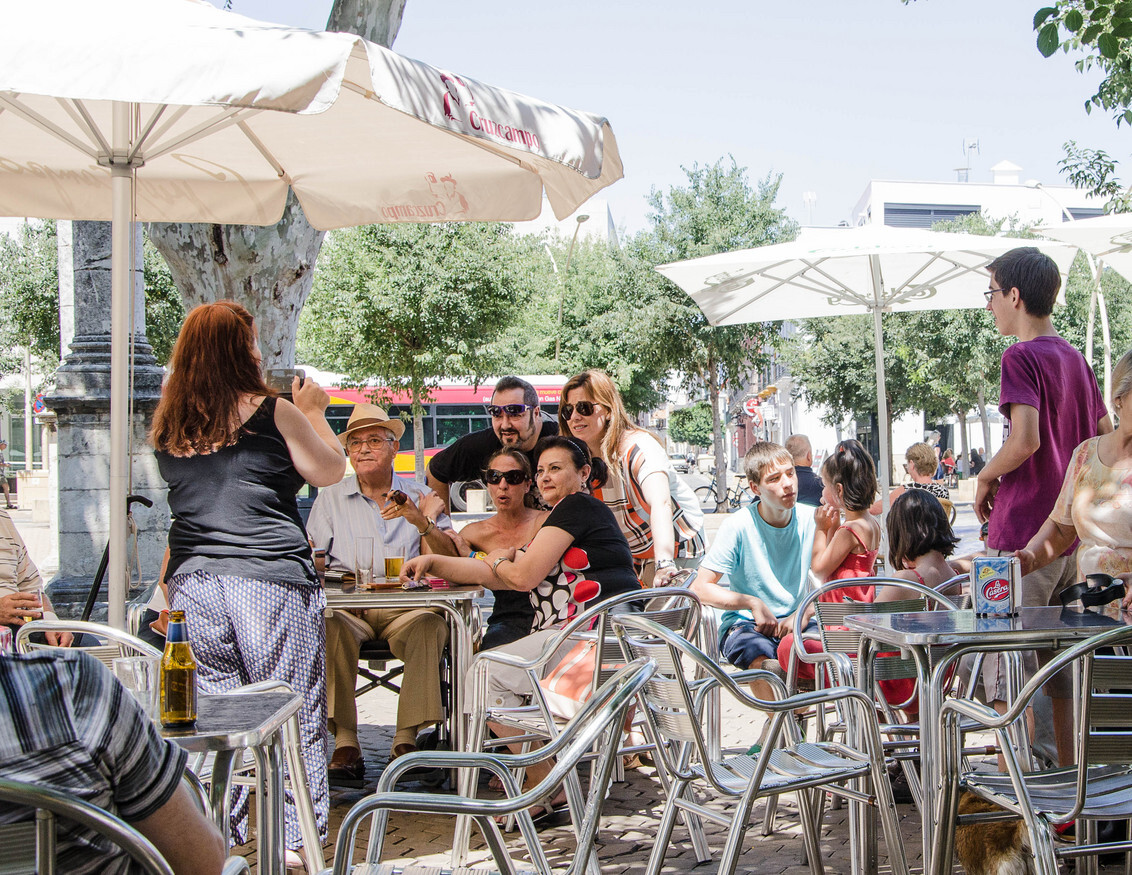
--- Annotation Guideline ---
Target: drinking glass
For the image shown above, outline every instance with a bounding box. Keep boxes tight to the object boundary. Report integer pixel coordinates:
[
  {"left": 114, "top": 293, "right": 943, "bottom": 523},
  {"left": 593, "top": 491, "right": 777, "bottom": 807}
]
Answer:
[
  {"left": 355, "top": 537, "right": 374, "bottom": 587},
  {"left": 112, "top": 655, "right": 160, "bottom": 719},
  {"left": 384, "top": 555, "right": 405, "bottom": 579}
]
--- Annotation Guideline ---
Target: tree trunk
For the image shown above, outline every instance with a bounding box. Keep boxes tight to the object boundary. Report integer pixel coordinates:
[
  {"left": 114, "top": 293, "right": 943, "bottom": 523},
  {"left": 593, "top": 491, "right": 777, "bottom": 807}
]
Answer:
[
  {"left": 977, "top": 386, "right": 993, "bottom": 461},
  {"left": 955, "top": 407, "right": 970, "bottom": 479},
  {"left": 411, "top": 373, "right": 425, "bottom": 484},
  {"left": 147, "top": 0, "right": 406, "bottom": 372},
  {"left": 707, "top": 351, "right": 728, "bottom": 513}
]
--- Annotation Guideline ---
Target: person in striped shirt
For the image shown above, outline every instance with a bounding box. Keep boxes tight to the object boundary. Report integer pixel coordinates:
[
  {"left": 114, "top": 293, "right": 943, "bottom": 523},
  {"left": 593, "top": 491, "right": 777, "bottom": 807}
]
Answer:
[{"left": 0, "top": 649, "right": 224, "bottom": 873}]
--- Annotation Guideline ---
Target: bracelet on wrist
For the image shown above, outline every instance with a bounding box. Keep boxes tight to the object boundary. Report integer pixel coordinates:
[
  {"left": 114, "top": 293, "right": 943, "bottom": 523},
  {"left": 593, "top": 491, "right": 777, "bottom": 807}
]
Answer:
[{"left": 491, "top": 556, "right": 508, "bottom": 575}]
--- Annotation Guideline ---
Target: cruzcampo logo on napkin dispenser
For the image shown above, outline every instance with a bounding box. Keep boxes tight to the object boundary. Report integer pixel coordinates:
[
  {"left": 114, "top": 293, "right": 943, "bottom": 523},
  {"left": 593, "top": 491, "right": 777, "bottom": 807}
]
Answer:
[{"left": 971, "top": 555, "right": 1020, "bottom": 618}]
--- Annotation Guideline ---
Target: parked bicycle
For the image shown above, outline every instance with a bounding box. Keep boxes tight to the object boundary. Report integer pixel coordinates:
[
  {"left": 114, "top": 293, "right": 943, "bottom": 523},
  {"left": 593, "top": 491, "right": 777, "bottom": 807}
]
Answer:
[{"left": 694, "top": 472, "right": 753, "bottom": 510}]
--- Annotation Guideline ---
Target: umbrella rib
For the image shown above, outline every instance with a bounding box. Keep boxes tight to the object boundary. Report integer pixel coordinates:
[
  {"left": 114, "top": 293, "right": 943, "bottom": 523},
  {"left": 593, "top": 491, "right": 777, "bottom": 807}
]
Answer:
[
  {"left": 882, "top": 252, "right": 992, "bottom": 307},
  {"left": 144, "top": 106, "right": 260, "bottom": 162},
  {"left": 145, "top": 105, "right": 192, "bottom": 154},
  {"left": 704, "top": 259, "right": 872, "bottom": 324},
  {"left": 128, "top": 105, "right": 169, "bottom": 165},
  {"left": 0, "top": 94, "right": 98, "bottom": 160},
  {"left": 236, "top": 121, "right": 288, "bottom": 180},
  {"left": 64, "top": 99, "right": 110, "bottom": 156}
]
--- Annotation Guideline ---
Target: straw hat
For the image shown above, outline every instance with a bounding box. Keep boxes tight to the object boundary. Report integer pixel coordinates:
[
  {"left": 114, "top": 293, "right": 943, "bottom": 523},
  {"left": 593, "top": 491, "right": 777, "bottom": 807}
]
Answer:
[{"left": 338, "top": 402, "right": 405, "bottom": 446}]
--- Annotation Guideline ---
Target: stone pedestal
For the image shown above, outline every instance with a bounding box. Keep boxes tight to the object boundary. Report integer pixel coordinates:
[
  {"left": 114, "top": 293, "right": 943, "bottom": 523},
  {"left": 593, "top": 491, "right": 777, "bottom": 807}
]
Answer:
[{"left": 44, "top": 221, "right": 169, "bottom": 620}]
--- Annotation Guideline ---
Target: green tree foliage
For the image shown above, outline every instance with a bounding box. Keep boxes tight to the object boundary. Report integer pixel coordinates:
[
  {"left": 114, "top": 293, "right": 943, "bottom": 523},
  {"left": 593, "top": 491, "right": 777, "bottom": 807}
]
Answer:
[
  {"left": 143, "top": 240, "right": 185, "bottom": 366},
  {"left": 0, "top": 221, "right": 186, "bottom": 382},
  {"left": 0, "top": 221, "right": 60, "bottom": 375},
  {"left": 630, "top": 158, "right": 798, "bottom": 496},
  {"left": 1033, "top": 2, "right": 1132, "bottom": 126},
  {"left": 668, "top": 402, "right": 715, "bottom": 449},
  {"left": 298, "top": 222, "right": 530, "bottom": 474},
  {"left": 497, "top": 234, "right": 687, "bottom": 415}
]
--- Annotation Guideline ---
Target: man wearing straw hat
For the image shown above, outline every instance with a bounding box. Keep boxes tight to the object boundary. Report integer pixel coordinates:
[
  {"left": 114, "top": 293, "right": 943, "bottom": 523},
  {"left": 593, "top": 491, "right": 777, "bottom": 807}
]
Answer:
[{"left": 308, "top": 403, "right": 457, "bottom": 786}]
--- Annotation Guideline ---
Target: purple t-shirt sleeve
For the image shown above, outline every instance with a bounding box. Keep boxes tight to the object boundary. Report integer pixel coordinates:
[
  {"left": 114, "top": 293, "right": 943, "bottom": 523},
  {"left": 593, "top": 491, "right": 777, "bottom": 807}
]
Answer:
[
  {"left": 989, "top": 338, "right": 1107, "bottom": 553},
  {"left": 998, "top": 344, "right": 1041, "bottom": 416}
]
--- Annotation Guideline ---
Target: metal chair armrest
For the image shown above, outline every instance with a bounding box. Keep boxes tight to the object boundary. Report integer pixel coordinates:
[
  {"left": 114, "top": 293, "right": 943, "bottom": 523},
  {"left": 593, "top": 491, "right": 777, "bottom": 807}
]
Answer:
[{"left": 221, "top": 856, "right": 250, "bottom": 875}]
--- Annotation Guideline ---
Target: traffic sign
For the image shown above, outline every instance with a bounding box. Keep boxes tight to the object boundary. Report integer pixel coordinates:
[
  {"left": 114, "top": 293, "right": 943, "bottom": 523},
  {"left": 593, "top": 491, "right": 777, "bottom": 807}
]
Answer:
[{"left": 743, "top": 397, "right": 760, "bottom": 417}]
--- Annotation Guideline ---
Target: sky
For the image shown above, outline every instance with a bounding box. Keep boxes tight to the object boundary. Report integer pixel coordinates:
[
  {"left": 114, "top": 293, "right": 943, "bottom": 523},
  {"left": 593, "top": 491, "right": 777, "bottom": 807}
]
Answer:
[{"left": 215, "top": 1, "right": 1130, "bottom": 235}]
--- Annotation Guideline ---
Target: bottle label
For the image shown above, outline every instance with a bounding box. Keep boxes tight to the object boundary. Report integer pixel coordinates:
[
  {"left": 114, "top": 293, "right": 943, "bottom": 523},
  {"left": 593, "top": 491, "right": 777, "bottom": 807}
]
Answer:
[{"left": 166, "top": 621, "right": 190, "bottom": 643}]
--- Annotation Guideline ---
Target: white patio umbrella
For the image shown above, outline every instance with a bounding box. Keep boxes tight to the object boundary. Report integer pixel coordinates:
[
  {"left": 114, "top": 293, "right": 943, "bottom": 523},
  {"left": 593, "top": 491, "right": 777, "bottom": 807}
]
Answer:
[
  {"left": 1037, "top": 213, "right": 1132, "bottom": 407},
  {"left": 0, "top": 0, "right": 623, "bottom": 627},
  {"left": 656, "top": 225, "right": 1077, "bottom": 517}
]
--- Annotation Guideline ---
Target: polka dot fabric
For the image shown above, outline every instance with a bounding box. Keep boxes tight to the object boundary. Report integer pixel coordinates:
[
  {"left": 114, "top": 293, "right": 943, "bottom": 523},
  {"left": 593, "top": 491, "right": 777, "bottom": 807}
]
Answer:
[
  {"left": 529, "top": 546, "right": 602, "bottom": 631},
  {"left": 168, "top": 570, "right": 328, "bottom": 850}
]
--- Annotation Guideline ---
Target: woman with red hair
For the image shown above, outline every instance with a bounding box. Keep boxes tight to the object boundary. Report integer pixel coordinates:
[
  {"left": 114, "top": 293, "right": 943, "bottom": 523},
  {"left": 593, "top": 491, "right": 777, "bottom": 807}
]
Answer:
[{"left": 151, "top": 301, "right": 345, "bottom": 859}]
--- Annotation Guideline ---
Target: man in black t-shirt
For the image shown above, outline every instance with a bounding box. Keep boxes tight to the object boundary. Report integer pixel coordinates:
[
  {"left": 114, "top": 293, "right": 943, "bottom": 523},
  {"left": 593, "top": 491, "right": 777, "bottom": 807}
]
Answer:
[{"left": 427, "top": 376, "right": 558, "bottom": 511}]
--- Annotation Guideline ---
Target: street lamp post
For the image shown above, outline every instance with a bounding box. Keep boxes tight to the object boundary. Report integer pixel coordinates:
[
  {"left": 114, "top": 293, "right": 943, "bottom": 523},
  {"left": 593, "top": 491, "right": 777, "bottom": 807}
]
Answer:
[{"left": 555, "top": 213, "right": 589, "bottom": 362}]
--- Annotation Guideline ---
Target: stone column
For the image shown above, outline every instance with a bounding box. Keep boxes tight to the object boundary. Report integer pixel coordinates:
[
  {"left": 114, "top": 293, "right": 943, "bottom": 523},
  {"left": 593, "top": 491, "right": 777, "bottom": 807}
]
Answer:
[{"left": 44, "top": 220, "right": 168, "bottom": 620}]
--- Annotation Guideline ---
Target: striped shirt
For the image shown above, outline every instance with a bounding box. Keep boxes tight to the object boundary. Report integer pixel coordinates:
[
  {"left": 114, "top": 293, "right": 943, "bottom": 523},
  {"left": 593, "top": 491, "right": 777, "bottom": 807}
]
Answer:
[
  {"left": 0, "top": 508, "right": 41, "bottom": 600},
  {"left": 593, "top": 431, "right": 705, "bottom": 568},
  {"left": 0, "top": 650, "right": 188, "bottom": 874},
  {"left": 307, "top": 474, "right": 453, "bottom": 572}
]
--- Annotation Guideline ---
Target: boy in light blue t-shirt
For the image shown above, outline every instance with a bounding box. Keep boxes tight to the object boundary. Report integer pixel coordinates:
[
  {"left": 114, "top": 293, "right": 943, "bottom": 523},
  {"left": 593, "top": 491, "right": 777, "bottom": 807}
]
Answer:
[{"left": 691, "top": 441, "right": 816, "bottom": 699}]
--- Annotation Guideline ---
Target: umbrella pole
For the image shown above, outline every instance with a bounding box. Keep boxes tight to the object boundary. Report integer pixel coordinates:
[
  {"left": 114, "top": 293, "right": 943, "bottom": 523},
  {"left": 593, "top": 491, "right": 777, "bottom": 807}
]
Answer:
[
  {"left": 107, "top": 101, "right": 133, "bottom": 630},
  {"left": 869, "top": 257, "right": 892, "bottom": 574}
]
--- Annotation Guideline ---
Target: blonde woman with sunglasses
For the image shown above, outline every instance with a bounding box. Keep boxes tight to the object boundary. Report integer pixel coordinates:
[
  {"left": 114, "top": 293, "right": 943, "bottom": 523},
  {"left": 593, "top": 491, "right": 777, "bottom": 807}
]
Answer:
[{"left": 559, "top": 369, "right": 704, "bottom": 586}]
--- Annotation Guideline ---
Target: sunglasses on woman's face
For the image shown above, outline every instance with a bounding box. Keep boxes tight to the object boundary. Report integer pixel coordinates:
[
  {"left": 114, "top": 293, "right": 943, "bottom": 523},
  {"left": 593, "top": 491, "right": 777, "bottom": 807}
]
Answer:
[
  {"left": 561, "top": 400, "right": 600, "bottom": 419},
  {"left": 484, "top": 468, "right": 529, "bottom": 486}
]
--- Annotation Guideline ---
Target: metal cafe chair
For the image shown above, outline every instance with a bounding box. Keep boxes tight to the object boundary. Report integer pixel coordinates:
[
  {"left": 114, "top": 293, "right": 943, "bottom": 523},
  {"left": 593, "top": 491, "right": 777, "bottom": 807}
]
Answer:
[
  {"left": 613, "top": 613, "right": 909, "bottom": 875},
  {"left": 934, "top": 625, "right": 1132, "bottom": 875},
  {"left": 464, "top": 584, "right": 703, "bottom": 811},
  {"left": 16, "top": 617, "right": 162, "bottom": 665},
  {"left": 0, "top": 777, "right": 249, "bottom": 875},
  {"left": 786, "top": 579, "right": 964, "bottom": 809},
  {"left": 320, "top": 658, "right": 656, "bottom": 875}
]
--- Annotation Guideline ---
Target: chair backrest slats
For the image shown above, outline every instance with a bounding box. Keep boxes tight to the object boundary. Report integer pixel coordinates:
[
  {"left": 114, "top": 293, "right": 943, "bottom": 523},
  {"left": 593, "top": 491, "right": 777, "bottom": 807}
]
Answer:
[
  {"left": 1091, "top": 656, "right": 1132, "bottom": 689},
  {"left": 586, "top": 591, "right": 702, "bottom": 701},
  {"left": 1082, "top": 651, "right": 1132, "bottom": 767},
  {"left": 1084, "top": 735, "right": 1132, "bottom": 764}
]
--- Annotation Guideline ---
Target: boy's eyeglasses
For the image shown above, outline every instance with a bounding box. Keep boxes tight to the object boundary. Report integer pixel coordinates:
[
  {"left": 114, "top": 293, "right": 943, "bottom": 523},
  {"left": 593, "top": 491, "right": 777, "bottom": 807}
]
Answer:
[
  {"left": 485, "top": 403, "right": 531, "bottom": 418},
  {"left": 560, "top": 400, "right": 600, "bottom": 419},
  {"left": 983, "top": 287, "right": 1007, "bottom": 302},
  {"left": 484, "top": 468, "right": 529, "bottom": 485}
]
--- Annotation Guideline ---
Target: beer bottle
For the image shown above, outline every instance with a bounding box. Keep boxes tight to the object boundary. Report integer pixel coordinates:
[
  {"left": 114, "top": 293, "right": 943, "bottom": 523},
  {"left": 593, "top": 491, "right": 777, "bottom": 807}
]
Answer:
[{"left": 160, "top": 610, "right": 198, "bottom": 727}]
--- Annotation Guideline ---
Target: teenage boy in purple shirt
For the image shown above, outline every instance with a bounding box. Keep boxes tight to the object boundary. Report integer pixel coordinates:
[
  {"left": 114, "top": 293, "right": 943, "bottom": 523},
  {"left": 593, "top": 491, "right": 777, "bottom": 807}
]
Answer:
[{"left": 976, "top": 246, "right": 1111, "bottom": 765}]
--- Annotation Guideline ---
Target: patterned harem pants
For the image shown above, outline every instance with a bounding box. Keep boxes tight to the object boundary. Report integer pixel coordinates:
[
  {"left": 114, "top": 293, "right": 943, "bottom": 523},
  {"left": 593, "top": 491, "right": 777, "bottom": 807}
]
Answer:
[{"left": 168, "top": 570, "right": 329, "bottom": 850}]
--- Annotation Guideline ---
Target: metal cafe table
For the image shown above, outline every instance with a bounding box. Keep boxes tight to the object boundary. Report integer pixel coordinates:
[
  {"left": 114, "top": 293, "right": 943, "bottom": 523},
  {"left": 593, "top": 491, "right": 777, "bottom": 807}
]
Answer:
[
  {"left": 845, "top": 605, "right": 1132, "bottom": 875},
  {"left": 162, "top": 689, "right": 302, "bottom": 875},
  {"left": 322, "top": 577, "right": 484, "bottom": 754}
]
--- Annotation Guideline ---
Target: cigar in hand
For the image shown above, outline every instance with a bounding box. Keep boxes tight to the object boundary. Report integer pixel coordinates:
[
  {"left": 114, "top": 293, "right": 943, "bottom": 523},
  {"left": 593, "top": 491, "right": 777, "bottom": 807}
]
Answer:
[{"left": 388, "top": 490, "right": 408, "bottom": 506}]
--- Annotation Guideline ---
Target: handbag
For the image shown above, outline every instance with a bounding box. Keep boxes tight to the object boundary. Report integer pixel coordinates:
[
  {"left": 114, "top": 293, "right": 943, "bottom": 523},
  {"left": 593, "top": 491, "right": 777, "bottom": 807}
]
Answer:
[
  {"left": 538, "top": 639, "right": 601, "bottom": 719},
  {"left": 1059, "top": 573, "right": 1125, "bottom": 609}
]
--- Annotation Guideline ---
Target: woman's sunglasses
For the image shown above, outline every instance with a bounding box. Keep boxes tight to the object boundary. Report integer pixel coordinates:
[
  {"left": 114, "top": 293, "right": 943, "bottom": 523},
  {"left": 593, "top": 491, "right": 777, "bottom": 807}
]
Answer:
[
  {"left": 560, "top": 400, "right": 600, "bottom": 419},
  {"left": 484, "top": 469, "right": 529, "bottom": 486}
]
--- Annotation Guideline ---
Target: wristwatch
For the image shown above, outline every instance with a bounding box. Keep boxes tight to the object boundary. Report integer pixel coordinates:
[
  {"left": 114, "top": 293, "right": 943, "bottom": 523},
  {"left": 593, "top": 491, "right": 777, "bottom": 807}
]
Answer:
[
  {"left": 491, "top": 556, "right": 508, "bottom": 574},
  {"left": 417, "top": 517, "right": 436, "bottom": 536},
  {"left": 655, "top": 559, "right": 677, "bottom": 570}
]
